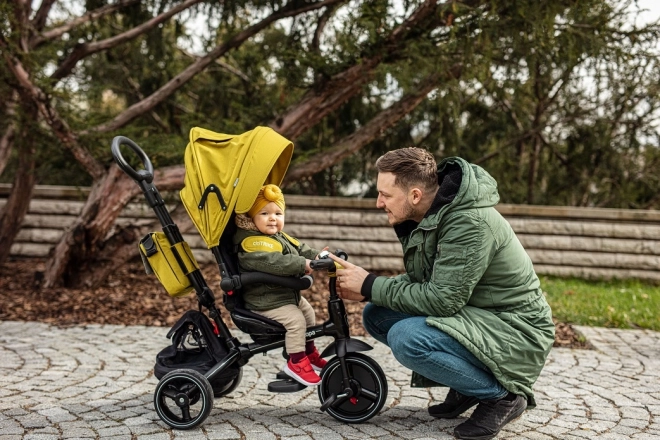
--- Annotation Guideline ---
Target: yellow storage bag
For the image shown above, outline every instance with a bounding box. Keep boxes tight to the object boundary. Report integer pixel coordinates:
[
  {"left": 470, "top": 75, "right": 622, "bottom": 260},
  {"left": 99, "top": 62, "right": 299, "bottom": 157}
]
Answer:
[{"left": 139, "top": 232, "right": 200, "bottom": 297}]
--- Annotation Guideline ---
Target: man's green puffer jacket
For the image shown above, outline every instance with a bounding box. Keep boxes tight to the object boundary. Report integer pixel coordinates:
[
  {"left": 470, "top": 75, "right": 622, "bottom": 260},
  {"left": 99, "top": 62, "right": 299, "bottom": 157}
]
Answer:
[
  {"left": 234, "top": 228, "right": 319, "bottom": 311},
  {"left": 368, "top": 157, "right": 555, "bottom": 407}
]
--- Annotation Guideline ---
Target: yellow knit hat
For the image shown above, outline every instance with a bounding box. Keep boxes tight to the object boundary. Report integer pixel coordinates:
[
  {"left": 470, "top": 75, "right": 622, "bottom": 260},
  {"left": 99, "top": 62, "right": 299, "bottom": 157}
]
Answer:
[{"left": 248, "top": 184, "right": 286, "bottom": 218}]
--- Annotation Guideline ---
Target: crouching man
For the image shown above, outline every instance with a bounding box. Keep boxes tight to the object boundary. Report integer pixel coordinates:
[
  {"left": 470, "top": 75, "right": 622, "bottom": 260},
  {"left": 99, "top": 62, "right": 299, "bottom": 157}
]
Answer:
[{"left": 330, "top": 148, "right": 555, "bottom": 440}]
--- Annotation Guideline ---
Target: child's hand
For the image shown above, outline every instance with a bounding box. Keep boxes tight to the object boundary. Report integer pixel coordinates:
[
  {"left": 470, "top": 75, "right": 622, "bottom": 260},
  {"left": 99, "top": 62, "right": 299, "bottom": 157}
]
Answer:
[
  {"left": 305, "top": 259, "right": 313, "bottom": 274},
  {"left": 315, "top": 246, "right": 330, "bottom": 259}
]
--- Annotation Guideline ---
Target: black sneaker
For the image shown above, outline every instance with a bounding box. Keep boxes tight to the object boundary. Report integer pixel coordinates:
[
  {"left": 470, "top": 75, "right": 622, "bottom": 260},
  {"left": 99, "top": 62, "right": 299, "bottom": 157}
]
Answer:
[
  {"left": 453, "top": 393, "right": 527, "bottom": 440},
  {"left": 428, "top": 389, "right": 479, "bottom": 419}
]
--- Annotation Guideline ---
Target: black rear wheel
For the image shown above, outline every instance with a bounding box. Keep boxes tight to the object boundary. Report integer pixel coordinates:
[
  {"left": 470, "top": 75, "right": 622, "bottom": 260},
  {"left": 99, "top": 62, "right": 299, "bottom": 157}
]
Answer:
[
  {"left": 154, "top": 369, "right": 213, "bottom": 430},
  {"left": 318, "top": 353, "right": 388, "bottom": 423}
]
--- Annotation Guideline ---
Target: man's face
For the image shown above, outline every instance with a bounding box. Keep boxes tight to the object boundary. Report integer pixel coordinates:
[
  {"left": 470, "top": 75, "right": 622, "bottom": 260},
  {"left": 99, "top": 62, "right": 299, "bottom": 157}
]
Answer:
[{"left": 376, "top": 172, "right": 415, "bottom": 225}]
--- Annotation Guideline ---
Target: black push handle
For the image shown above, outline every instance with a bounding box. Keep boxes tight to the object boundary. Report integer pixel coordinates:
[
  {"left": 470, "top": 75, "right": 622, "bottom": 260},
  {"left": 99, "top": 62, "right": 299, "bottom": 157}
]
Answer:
[
  {"left": 111, "top": 136, "right": 154, "bottom": 183},
  {"left": 221, "top": 273, "right": 313, "bottom": 292}
]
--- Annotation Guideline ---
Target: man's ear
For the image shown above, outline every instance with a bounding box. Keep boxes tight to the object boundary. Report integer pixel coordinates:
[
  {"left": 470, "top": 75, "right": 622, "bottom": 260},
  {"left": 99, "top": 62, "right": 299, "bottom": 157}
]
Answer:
[{"left": 409, "top": 187, "right": 423, "bottom": 205}]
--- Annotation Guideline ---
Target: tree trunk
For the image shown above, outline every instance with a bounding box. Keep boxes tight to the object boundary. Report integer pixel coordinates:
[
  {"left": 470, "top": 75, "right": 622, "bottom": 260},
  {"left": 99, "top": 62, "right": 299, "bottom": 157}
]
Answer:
[
  {"left": 75, "top": 201, "right": 193, "bottom": 289},
  {"left": 0, "top": 124, "right": 15, "bottom": 178},
  {"left": 42, "top": 164, "right": 186, "bottom": 288},
  {"left": 527, "top": 134, "right": 542, "bottom": 204},
  {"left": 0, "top": 112, "right": 37, "bottom": 264},
  {"left": 42, "top": 165, "right": 131, "bottom": 287},
  {"left": 0, "top": 91, "right": 19, "bottom": 177}
]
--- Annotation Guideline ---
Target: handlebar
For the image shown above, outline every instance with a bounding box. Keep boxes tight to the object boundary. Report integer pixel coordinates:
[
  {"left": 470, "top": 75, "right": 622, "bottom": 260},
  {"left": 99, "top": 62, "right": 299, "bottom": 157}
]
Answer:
[
  {"left": 309, "top": 249, "right": 348, "bottom": 271},
  {"left": 111, "top": 136, "right": 154, "bottom": 183},
  {"left": 310, "top": 259, "right": 335, "bottom": 271}
]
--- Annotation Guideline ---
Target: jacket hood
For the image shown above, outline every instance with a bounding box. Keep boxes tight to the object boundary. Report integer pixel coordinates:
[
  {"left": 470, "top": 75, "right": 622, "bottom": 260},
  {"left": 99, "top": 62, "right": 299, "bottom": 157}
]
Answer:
[
  {"left": 439, "top": 157, "right": 499, "bottom": 211},
  {"left": 393, "top": 157, "right": 500, "bottom": 237}
]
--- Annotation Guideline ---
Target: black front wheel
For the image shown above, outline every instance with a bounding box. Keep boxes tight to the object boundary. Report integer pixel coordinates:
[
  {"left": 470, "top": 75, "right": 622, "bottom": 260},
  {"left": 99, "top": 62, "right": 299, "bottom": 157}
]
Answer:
[
  {"left": 318, "top": 353, "right": 388, "bottom": 423},
  {"left": 154, "top": 369, "right": 214, "bottom": 430}
]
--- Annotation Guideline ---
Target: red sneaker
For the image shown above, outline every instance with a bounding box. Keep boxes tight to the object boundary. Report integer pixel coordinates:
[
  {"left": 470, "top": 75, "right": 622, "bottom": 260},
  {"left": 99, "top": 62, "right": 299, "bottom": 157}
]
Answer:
[
  {"left": 306, "top": 347, "right": 327, "bottom": 372},
  {"left": 284, "top": 356, "right": 321, "bottom": 386}
]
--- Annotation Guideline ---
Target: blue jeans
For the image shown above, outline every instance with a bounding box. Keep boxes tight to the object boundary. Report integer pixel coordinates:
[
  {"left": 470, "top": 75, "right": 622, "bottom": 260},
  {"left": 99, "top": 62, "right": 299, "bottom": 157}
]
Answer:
[{"left": 363, "top": 303, "right": 507, "bottom": 401}]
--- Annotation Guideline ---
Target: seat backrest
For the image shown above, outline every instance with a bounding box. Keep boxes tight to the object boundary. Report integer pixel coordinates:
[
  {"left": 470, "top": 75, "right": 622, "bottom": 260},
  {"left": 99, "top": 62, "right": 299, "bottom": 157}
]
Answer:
[
  {"left": 216, "top": 214, "right": 287, "bottom": 341},
  {"left": 217, "top": 213, "right": 244, "bottom": 311}
]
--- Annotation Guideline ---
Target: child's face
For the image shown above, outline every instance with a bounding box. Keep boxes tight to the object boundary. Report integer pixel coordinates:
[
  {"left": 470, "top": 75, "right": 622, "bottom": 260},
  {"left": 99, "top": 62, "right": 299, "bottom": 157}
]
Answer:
[{"left": 252, "top": 201, "right": 284, "bottom": 235}]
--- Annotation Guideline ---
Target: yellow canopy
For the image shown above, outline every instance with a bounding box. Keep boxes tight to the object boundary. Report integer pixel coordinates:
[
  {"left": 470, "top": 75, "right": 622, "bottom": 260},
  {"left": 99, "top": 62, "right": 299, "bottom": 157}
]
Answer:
[{"left": 180, "top": 126, "right": 293, "bottom": 248}]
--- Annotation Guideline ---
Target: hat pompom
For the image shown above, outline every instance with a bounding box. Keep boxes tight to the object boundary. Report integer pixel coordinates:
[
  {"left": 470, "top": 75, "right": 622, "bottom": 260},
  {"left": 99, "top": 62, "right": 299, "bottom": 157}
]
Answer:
[
  {"left": 263, "top": 184, "right": 282, "bottom": 202},
  {"left": 247, "top": 184, "right": 286, "bottom": 218}
]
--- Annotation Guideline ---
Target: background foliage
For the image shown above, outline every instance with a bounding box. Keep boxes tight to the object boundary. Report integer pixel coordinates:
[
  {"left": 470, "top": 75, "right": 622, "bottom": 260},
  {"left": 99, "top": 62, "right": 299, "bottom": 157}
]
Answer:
[{"left": 2, "top": 0, "right": 659, "bottom": 207}]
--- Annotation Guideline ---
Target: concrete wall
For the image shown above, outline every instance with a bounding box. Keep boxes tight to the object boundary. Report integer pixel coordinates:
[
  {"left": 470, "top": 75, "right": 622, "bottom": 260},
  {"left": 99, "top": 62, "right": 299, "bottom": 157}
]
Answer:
[{"left": 3, "top": 184, "right": 660, "bottom": 281}]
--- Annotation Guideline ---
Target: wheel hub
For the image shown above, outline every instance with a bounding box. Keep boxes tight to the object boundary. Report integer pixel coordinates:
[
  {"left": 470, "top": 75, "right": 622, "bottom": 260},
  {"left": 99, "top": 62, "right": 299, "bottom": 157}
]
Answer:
[{"left": 175, "top": 392, "right": 190, "bottom": 408}]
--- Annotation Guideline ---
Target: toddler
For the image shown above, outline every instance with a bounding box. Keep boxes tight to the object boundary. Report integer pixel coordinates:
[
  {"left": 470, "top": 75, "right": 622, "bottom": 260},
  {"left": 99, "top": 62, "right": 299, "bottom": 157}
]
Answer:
[{"left": 234, "top": 184, "right": 328, "bottom": 386}]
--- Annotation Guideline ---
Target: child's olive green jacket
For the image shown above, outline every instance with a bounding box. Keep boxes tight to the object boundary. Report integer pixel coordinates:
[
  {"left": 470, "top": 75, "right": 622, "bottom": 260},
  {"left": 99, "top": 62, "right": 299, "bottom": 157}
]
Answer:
[
  {"left": 234, "top": 228, "right": 319, "bottom": 311},
  {"left": 368, "top": 157, "right": 555, "bottom": 407}
]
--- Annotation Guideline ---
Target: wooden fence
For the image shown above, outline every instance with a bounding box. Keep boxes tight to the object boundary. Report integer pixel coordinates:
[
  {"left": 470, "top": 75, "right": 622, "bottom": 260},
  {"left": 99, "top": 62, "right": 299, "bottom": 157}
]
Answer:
[{"left": 2, "top": 184, "right": 660, "bottom": 281}]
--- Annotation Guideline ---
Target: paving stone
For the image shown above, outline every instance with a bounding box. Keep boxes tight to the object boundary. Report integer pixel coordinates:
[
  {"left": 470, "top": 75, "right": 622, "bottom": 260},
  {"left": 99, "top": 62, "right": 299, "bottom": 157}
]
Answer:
[{"left": 1, "top": 322, "right": 659, "bottom": 439}]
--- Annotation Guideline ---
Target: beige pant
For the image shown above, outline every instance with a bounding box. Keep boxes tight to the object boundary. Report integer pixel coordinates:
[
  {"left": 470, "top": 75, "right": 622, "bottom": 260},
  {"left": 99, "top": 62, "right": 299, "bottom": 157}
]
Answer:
[{"left": 253, "top": 298, "right": 316, "bottom": 354}]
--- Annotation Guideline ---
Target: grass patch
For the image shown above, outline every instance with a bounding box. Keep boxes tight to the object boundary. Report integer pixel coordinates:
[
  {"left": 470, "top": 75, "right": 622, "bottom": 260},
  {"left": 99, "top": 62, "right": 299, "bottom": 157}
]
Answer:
[{"left": 541, "top": 276, "right": 660, "bottom": 331}]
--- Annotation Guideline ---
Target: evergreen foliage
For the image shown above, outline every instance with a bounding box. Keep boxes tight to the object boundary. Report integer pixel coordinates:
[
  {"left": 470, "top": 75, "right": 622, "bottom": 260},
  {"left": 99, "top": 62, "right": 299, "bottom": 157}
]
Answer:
[{"left": 1, "top": 0, "right": 659, "bottom": 207}]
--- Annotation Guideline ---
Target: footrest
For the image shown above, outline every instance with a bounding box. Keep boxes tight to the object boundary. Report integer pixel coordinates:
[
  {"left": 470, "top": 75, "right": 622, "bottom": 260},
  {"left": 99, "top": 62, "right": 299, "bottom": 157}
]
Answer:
[
  {"left": 276, "top": 370, "right": 289, "bottom": 380},
  {"left": 268, "top": 379, "right": 307, "bottom": 393}
]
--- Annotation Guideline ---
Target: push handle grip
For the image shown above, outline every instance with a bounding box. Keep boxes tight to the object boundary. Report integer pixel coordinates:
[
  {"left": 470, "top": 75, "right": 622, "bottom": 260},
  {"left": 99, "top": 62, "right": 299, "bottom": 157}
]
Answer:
[
  {"left": 111, "top": 136, "right": 154, "bottom": 183},
  {"left": 309, "top": 259, "right": 335, "bottom": 270}
]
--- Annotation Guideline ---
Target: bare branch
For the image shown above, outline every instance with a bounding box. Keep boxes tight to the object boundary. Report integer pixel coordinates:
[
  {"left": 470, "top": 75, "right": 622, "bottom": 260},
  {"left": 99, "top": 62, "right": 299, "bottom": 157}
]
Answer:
[
  {"left": 543, "top": 58, "right": 585, "bottom": 112},
  {"left": 50, "top": 0, "right": 203, "bottom": 80},
  {"left": 0, "top": 36, "right": 106, "bottom": 179},
  {"left": 120, "top": 65, "right": 169, "bottom": 131},
  {"left": 13, "top": 0, "right": 32, "bottom": 51},
  {"left": 497, "top": 98, "right": 525, "bottom": 131},
  {"left": 539, "top": 132, "right": 567, "bottom": 165},
  {"left": 271, "top": 0, "right": 451, "bottom": 140},
  {"left": 31, "top": 0, "right": 57, "bottom": 32},
  {"left": 80, "top": 0, "right": 344, "bottom": 136},
  {"left": 282, "top": 69, "right": 454, "bottom": 185},
  {"left": 32, "top": 0, "right": 141, "bottom": 48},
  {"left": 312, "top": 2, "right": 341, "bottom": 51},
  {"left": 179, "top": 48, "right": 251, "bottom": 82},
  {"left": 473, "top": 151, "right": 500, "bottom": 165},
  {"left": 214, "top": 60, "right": 251, "bottom": 82}
]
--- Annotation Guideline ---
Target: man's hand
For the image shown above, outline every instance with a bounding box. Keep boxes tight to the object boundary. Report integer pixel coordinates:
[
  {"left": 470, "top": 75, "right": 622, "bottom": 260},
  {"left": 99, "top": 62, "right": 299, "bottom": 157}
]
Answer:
[{"left": 328, "top": 254, "right": 369, "bottom": 302}]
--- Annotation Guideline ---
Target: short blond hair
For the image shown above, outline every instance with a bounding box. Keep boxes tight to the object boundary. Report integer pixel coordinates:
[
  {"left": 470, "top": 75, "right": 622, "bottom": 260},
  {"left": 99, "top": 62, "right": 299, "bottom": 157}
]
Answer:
[{"left": 375, "top": 148, "right": 437, "bottom": 191}]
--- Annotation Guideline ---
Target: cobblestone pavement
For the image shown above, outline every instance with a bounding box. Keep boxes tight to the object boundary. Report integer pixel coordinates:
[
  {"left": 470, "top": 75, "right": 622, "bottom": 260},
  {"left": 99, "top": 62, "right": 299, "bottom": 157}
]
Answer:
[{"left": 0, "top": 321, "right": 658, "bottom": 440}]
